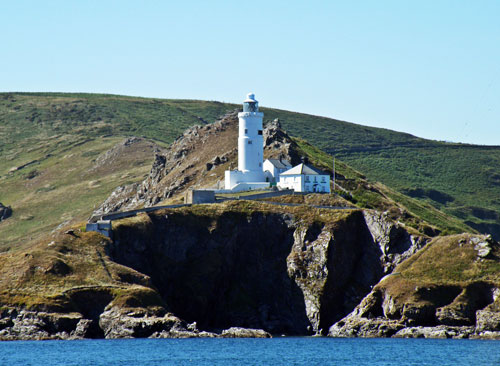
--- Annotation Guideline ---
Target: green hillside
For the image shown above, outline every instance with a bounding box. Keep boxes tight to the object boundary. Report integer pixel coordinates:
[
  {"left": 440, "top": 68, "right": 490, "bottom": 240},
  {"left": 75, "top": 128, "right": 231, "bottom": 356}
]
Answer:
[{"left": 0, "top": 92, "right": 498, "bottom": 244}]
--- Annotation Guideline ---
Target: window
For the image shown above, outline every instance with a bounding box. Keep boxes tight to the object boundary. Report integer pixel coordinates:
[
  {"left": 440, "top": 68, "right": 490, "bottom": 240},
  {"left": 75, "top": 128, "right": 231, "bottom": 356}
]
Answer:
[
  {"left": 321, "top": 176, "right": 326, "bottom": 183},
  {"left": 244, "top": 129, "right": 248, "bottom": 134},
  {"left": 258, "top": 130, "right": 263, "bottom": 135},
  {"left": 248, "top": 140, "right": 252, "bottom": 144},
  {"left": 314, "top": 176, "right": 317, "bottom": 182},
  {"left": 259, "top": 162, "right": 262, "bottom": 167},
  {"left": 305, "top": 176, "right": 310, "bottom": 182}
]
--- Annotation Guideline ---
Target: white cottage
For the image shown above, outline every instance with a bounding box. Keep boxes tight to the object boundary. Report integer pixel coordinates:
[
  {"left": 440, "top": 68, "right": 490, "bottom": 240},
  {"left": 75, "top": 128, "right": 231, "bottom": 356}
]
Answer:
[
  {"left": 263, "top": 158, "right": 292, "bottom": 184},
  {"left": 277, "top": 163, "right": 330, "bottom": 193}
]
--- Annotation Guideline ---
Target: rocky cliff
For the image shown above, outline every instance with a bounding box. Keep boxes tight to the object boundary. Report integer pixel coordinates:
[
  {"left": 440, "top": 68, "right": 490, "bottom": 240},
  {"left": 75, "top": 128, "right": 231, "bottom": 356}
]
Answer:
[
  {"left": 0, "top": 200, "right": 429, "bottom": 339},
  {"left": 1, "top": 111, "right": 495, "bottom": 341},
  {"left": 91, "top": 113, "right": 302, "bottom": 218},
  {"left": 329, "top": 234, "right": 500, "bottom": 339}
]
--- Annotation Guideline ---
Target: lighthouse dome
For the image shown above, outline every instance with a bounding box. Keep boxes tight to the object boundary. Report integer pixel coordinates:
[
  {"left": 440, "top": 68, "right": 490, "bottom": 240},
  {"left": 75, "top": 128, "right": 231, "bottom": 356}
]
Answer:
[{"left": 243, "top": 93, "right": 259, "bottom": 112}]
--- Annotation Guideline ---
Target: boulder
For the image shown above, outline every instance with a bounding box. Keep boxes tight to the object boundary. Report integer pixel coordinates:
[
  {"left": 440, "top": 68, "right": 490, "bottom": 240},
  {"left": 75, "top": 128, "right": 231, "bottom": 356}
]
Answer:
[
  {"left": 99, "top": 306, "right": 189, "bottom": 339},
  {"left": 221, "top": 327, "right": 271, "bottom": 338},
  {"left": 476, "top": 309, "right": 500, "bottom": 332},
  {"left": 393, "top": 325, "right": 474, "bottom": 339},
  {"left": 0, "top": 309, "right": 83, "bottom": 340},
  {"left": 0, "top": 203, "right": 12, "bottom": 221}
]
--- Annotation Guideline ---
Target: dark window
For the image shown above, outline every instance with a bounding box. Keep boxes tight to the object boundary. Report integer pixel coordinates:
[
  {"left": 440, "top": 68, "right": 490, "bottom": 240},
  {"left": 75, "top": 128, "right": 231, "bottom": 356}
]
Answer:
[
  {"left": 245, "top": 129, "right": 248, "bottom": 134},
  {"left": 248, "top": 140, "right": 252, "bottom": 144},
  {"left": 258, "top": 130, "right": 263, "bottom": 135}
]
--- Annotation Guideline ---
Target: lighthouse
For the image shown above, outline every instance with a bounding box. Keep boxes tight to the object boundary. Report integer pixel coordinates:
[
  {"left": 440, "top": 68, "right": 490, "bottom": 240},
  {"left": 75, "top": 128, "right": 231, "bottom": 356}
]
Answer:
[
  {"left": 238, "top": 93, "right": 264, "bottom": 175},
  {"left": 224, "top": 93, "right": 268, "bottom": 191}
]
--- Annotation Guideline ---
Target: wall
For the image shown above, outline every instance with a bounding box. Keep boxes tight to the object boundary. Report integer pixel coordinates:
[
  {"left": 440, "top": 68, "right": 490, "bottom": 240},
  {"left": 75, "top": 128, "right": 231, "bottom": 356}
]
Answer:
[
  {"left": 304, "top": 174, "right": 331, "bottom": 193},
  {"left": 278, "top": 175, "right": 304, "bottom": 192},
  {"left": 185, "top": 190, "right": 216, "bottom": 204}
]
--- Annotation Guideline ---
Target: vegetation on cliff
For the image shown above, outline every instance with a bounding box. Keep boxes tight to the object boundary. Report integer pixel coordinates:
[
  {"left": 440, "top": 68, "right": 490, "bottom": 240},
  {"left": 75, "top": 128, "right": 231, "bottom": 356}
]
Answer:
[
  {"left": 0, "top": 92, "right": 498, "bottom": 340},
  {"left": 329, "top": 233, "right": 500, "bottom": 338},
  {"left": 1, "top": 92, "right": 498, "bottom": 247}
]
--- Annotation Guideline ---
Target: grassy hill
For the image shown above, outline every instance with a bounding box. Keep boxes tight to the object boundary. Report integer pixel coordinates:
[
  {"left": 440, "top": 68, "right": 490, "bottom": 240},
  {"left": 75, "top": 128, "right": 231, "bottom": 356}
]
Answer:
[{"left": 0, "top": 92, "right": 498, "bottom": 247}]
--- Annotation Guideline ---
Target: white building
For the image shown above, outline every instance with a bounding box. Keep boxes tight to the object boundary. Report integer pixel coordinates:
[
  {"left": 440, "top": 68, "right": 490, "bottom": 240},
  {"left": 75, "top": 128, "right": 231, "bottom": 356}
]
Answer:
[
  {"left": 277, "top": 163, "right": 331, "bottom": 193},
  {"left": 224, "top": 93, "right": 269, "bottom": 191},
  {"left": 263, "top": 158, "right": 292, "bottom": 184}
]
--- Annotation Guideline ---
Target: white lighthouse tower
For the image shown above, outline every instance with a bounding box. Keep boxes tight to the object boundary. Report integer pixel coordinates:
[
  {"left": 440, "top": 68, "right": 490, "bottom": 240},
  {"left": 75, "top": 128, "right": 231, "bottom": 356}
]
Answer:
[
  {"left": 238, "top": 93, "right": 264, "bottom": 177},
  {"left": 224, "top": 93, "right": 269, "bottom": 191}
]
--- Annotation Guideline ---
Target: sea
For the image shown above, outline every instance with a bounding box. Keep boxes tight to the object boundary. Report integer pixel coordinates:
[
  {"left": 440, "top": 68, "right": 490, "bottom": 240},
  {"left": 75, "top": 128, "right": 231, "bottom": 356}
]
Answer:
[{"left": 1, "top": 337, "right": 499, "bottom": 366}]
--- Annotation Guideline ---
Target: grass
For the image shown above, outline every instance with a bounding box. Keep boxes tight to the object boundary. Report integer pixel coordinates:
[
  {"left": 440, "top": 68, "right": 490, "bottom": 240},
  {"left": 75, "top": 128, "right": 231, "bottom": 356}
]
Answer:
[
  {"left": 0, "top": 91, "right": 497, "bottom": 250},
  {"left": 216, "top": 189, "right": 274, "bottom": 198},
  {"left": 258, "top": 193, "right": 351, "bottom": 207},
  {"left": 293, "top": 138, "right": 473, "bottom": 235},
  {"left": 394, "top": 234, "right": 500, "bottom": 285},
  {"left": 0, "top": 136, "right": 155, "bottom": 249},
  {"left": 337, "top": 146, "right": 500, "bottom": 234},
  {"left": 0, "top": 227, "right": 164, "bottom": 311},
  {"left": 117, "top": 200, "right": 358, "bottom": 228},
  {"left": 378, "top": 234, "right": 500, "bottom": 309}
]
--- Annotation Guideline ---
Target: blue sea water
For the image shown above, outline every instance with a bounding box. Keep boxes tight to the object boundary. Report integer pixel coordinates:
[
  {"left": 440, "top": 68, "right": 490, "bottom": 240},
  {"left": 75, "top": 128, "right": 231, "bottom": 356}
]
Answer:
[{"left": 1, "top": 337, "right": 499, "bottom": 366}]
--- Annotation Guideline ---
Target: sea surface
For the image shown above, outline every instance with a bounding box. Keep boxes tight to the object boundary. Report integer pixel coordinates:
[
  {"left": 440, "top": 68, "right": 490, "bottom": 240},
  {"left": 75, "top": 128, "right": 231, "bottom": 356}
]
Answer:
[{"left": 1, "top": 337, "right": 499, "bottom": 366}]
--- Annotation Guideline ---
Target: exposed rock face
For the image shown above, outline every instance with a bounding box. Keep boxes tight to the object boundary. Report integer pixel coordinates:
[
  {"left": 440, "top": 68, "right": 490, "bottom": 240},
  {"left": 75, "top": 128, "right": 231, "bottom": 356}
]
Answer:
[
  {"left": 107, "top": 205, "right": 427, "bottom": 336},
  {"left": 392, "top": 325, "right": 475, "bottom": 339},
  {"left": 98, "top": 306, "right": 192, "bottom": 339},
  {"left": 471, "top": 235, "right": 495, "bottom": 259},
  {"left": 328, "top": 234, "right": 500, "bottom": 339},
  {"left": 221, "top": 327, "right": 271, "bottom": 338},
  {"left": 263, "top": 118, "right": 302, "bottom": 165},
  {"left": 363, "top": 210, "right": 427, "bottom": 274},
  {"left": 0, "top": 305, "right": 272, "bottom": 340},
  {"left": 0, "top": 309, "right": 85, "bottom": 340},
  {"left": 91, "top": 114, "right": 304, "bottom": 219},
  {"left": 287, "top": 216, "right": 383, "bottom": 335},
  {"left": 0, "top": 203, "right": 12, "bottom": 221},
  {"left": 91, "top": 112, "right": 238, "bottom": 217}
]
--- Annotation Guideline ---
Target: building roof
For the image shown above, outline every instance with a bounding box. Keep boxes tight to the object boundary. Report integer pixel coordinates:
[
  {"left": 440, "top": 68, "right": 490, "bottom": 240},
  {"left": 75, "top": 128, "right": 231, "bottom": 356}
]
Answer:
[
  {"left": 280, "top": 163, "right": 327, "bottom": 176},
  {"left": 265, "top": 158, "right": 292, "bottom": 170}
]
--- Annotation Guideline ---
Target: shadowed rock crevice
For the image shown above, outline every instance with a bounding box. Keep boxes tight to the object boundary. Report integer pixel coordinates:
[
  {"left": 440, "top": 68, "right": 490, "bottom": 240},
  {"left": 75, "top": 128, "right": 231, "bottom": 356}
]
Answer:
[
  {"left": 106, "top": 206, "right": 423, "bottom": 336},
  {"left": 66, "top": 288, "right": 114, "bottom": 338},
  {"left": 329, "top": 234, "right": 500, "bottom": 339},
  {"left": 319, "top": 215, "right": 383, "bottom": 333},
  {"left": 109, "top": 211, "right": 311, "bottom": 335},
  {"left": 0, "top": 203, "right": 12, "bottom": 222}
]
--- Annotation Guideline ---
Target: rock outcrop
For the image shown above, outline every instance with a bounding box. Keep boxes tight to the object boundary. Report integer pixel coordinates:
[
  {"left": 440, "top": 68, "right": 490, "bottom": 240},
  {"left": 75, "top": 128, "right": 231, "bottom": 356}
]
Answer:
[
  {"left": 91, "top": 114, "right": 303, "bottom": 219},
  {"left": 328, "top": 234, "right": 500, "bottom": 339},
  {"left": 0, "top": 309, "right": 87, "bottom": 340},
  {"left": 0, "top": 303, "right": 271, "bottom": 340},
  {"left": 106, "top": 202, "right": 427, "bottom": 336},
  {"left": 98, "top": 306, "right": 196, "bottom": 339},
  {"left": 363, "top": 210, "right": 427, "bottom": 274},
  {"left": 4, "top": 204, "right": 498, "bottom": 340},
  {"left": 0, "top": 203, "right": 12, "bottom": 221}
]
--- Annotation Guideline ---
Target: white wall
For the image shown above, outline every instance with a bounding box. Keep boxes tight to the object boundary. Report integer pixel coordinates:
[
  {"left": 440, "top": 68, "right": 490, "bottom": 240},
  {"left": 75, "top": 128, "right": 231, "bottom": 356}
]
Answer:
[
  {"left": 225, "top": 170, "right": 270, "bottom": 190},
  {"left": 278, "top": 174, "right": 330, "bottom": 193},
  {"left": 238, "top": 111, "right": 264, "bottom": 174},
  {"left": 277, "top": 175, "right": 303, "bottom": 191},
  {"left": 304, "top": 174, "right": 330, "bottom": 193},
  {"left": 263, "top": 160, "right": 278, "bottom": 182}
]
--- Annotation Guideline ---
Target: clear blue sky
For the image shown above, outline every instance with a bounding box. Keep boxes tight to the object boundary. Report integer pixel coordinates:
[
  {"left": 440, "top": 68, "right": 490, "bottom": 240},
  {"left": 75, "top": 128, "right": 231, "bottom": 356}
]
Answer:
[{"left": 2, "top": 0, "right": 499, "bottom": 145}]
